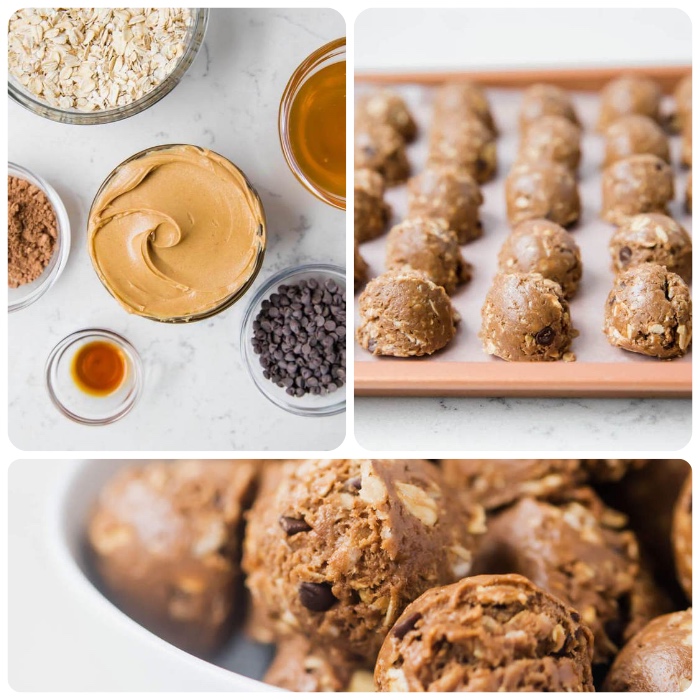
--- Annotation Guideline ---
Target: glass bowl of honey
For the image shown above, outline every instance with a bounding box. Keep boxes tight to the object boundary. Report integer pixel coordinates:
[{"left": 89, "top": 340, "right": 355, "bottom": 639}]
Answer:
[
  {"left": 279, "top": 37, "right": 346, "bottom": 209},
  {"left": 45, "top": 329, "right": 143, "bottom": 425}
]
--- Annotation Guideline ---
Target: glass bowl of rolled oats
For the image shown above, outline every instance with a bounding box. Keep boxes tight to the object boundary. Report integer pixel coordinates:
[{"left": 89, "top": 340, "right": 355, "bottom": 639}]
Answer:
[{"left": 8, "top": 8, "right": 208, "bottom": 125}]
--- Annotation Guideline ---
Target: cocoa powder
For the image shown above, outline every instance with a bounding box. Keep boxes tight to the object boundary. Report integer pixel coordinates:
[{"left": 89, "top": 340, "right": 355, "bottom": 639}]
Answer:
[{"left": 8, "top": 175, "right": 58, "bottom": 288}]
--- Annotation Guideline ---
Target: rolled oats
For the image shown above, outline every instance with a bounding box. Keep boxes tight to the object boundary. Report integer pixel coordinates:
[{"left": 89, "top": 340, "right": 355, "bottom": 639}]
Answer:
[{"left": 8, "top": 8, "right": 192, "bottom": 112}]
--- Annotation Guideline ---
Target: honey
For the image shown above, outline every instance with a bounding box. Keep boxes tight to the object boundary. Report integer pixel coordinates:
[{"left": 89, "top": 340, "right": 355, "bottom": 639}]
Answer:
[
  {"left": 288, "top": 60, "right": 346, "bottom": 200},
  {"left": 71, "top": 341, "right": 126, "bottom": 396}
]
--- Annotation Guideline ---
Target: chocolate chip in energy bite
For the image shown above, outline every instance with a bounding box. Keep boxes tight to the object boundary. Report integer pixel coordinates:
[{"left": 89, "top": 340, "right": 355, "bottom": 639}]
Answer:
[
  {"left": 299, "top": 582, "right": 337, "bottom": 612},
  {"left": 619, "top": 246, "right": 632, "bottom": 263},
  {"left": 392, "top": 612, "right": 422, "bottom": 639},
  {"left": 535, "top": 326, "right": 555, "bottom": 346},
  {"left": 279, "top": 516, "right": 311, "bottom": 535},
  {"left": 343, "top": 476, "right": 362, "bottom": 491}
]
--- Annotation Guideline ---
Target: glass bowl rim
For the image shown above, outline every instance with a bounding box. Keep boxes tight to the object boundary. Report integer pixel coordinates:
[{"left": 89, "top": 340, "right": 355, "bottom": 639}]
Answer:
[
  {"left": 7, "top": 8, "right": 209, "bottom": 125},
  {"left": 45, "top": 328, "right": 144, "bottom": 426},
  {"left": 8, "top": 161, "right": 71, "bottom": 312},
  {"left": 278, "top": 36, "right": 346, "bottom": 210},
  {"left": 87, "top": 143, "right": 267, "bottom": 323},
  {"left": 240, "top": 262, "right": 347, "bottom": 417}
]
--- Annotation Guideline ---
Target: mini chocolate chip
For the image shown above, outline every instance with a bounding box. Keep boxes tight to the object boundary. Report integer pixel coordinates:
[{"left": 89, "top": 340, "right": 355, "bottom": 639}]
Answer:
[
  {"left": 663, "top": 279, "right": 671, "bottom": 301},
  {"left": 279, "top": 516, "right": 311, "bottom": 535},
  {"left": 392, "top": 612, "right": 422, "bottom": 639},
  {"left": 535, "top": 326, "right": 555, "bottom": 346},
  {"left": 619, "top": 246, "right": 632, "bottom": 263},
  {"left": 299, "top": 582, "right": 337, "bottom": 612},
  {"left": 570, "top": 610, "right": 581, "bottom": 623},
  {"left": 344, "top": 476, "right": 362, "bottom": 491}
]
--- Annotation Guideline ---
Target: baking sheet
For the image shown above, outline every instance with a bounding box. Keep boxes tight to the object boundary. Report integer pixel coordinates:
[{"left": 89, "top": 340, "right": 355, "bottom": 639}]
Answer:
[{"left": 354, "top": 79, "right": 692, "bottom": 397}]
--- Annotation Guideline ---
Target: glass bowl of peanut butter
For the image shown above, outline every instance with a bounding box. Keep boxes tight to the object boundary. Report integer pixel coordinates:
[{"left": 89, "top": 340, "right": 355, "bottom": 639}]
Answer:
[{"left": 87, "top": 144, "right": 267, "bottom": 323}]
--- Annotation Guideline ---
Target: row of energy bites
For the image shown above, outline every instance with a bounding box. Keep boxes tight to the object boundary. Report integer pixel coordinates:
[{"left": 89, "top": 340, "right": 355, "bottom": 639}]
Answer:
[
  {"left": 354, "top": 74, "right": 692, "bottom": 361},
  {"left": 86, "top": 459, "right": 691, "bottom": 691}
]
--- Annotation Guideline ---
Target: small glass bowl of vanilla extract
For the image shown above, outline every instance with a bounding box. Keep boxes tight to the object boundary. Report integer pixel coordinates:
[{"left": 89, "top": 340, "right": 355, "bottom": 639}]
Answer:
[
  {"left": 45, "top": 329, "right": 143, "bottom": 425},
  {"left": 279, "top": 37, "right": 346, "bottom": 209}
]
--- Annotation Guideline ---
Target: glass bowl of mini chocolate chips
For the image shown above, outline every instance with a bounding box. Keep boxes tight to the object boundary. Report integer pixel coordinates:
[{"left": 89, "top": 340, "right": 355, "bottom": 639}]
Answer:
[
  {"left": 8, "top": 8, "right": 208, "bottom": 125},
  {"left": 241, "top": 263, "right": 346, "bottom": 417}
]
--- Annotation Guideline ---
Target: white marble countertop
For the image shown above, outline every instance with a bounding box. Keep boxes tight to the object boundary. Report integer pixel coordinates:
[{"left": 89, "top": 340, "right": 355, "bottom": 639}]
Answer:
[
  {"left": 354, "top": 8, "right": 692, "bottom": 452},
  {"left": 8, "top": 8, "right": 346, "bottom": 451}
]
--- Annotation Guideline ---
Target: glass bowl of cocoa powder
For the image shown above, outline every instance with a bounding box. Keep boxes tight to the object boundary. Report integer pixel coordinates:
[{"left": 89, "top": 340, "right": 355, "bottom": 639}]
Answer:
[{"left": 8, "top": 162, "right": 71, "bottom": 312}]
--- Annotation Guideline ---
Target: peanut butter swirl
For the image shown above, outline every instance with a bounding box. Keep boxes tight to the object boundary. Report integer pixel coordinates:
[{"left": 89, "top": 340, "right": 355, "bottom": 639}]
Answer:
[{"left": 88, "top": 145, "right": 266, "bottom": 320}]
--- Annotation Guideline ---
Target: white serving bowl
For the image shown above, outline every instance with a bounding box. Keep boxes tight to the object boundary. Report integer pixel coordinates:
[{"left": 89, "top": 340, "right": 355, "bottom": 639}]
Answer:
[{"left": 51, "top": 460, "right": 277, "bottom": 691}]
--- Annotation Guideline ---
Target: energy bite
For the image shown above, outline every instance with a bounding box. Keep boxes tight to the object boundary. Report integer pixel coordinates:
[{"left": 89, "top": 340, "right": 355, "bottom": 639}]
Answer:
[
  {"left": 498, "top": 219, "right": 582, "bottom": 298},
  {"left": 432, "top": 80, "right": 497, "bottom": 135},
  {"left": 242, "top": 459, "right": 484, "bottom": 663},
  {"left": 427, "top": 118, "right": 497, "bottom": 184},
  {"left": 480, "top": 272, "right": 577, "bottom": 362},
  {"left": 354, "top": 121, "right": 410, "bottom": 186},
  {"left": 354, "top": 168, "right": 391, "bottom": 243},
  {"left": 681, "top": 121, "right": 692, "bottom": 167},
  {"left": 385, "top": 218, "right": 471, "bottom": 295},
  {"left": 597, "top": 460, "right": 690, "bottom": 593},
  {"left": 472, "top": 490, "right": 662, "bottom": 664},
  {"left": 88, "top": 460, "right": 258, "bottom": 656},
  {"left": 603, "top": 114, "right": 670, "bottom": 168},
  {"left": 505, "top": 161, "right": 580, "bottom": 227},
  {"left": 354, "top": 239, "right": 368, "bottom": 293},
  {"left": 518, "top": 115, "right": 582, "bottom": 172},
  {"left": 581, "top": 459, "right": 649, "bottom": 483},
  {"left": 441, "top": 459, "right": 584, "bottom": 511},
  {"left": 603, "top": 609, "right": 692, "bottom": 692},
  {"left": 609, "top": 213, "right": 692, "bottom": 283},
  {"left": 375, "top": 574, "right": 595, "bottom": 692},
  {"left": 673, "top": 474, "right": 692, "bottom": 602},
  {"left": 601, "top": 154, "right": 674, "bottom": 225},
  {"left": 407, "top": 165, "right": 483, "bottom": 244},
  {"left": 519, "top": 83, "right": 580, "bottom": 132},
  {"left": 603, "top": 263, "right": 692, "bottom": 359},
  {"left": 597, "top": 74, "right": 663, "bottom": 132},
  {"left": 357, "top": 269, "right": 458, "bottom": 357},
  {"left": 672, "top": 73, "right": 692, "bottom": 134},
  {"left": 264, "top": 636, "right": 367, "bottom": 692},
  {"left": 356, "top": 89, "right": 417, "bottom": 142}
]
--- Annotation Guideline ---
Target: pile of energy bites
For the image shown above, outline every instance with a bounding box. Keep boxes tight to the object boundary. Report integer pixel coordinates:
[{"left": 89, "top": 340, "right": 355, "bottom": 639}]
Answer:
[
  {"left": 354, "top": 74, "right": 692, "bottom": 362},
  {"left": 86, "top": 459, "right": 691, "bottom": 691}
]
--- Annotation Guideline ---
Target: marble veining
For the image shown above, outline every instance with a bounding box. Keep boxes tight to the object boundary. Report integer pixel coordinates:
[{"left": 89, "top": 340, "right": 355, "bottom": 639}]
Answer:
[{"left": 355, "top": 397, "right": 691, "bottom": 452}]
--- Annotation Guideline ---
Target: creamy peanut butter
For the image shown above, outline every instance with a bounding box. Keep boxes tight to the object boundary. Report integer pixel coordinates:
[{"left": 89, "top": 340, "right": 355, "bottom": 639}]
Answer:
[{"left": 88, "top": 145, "right": 266, "bottom": 321}]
